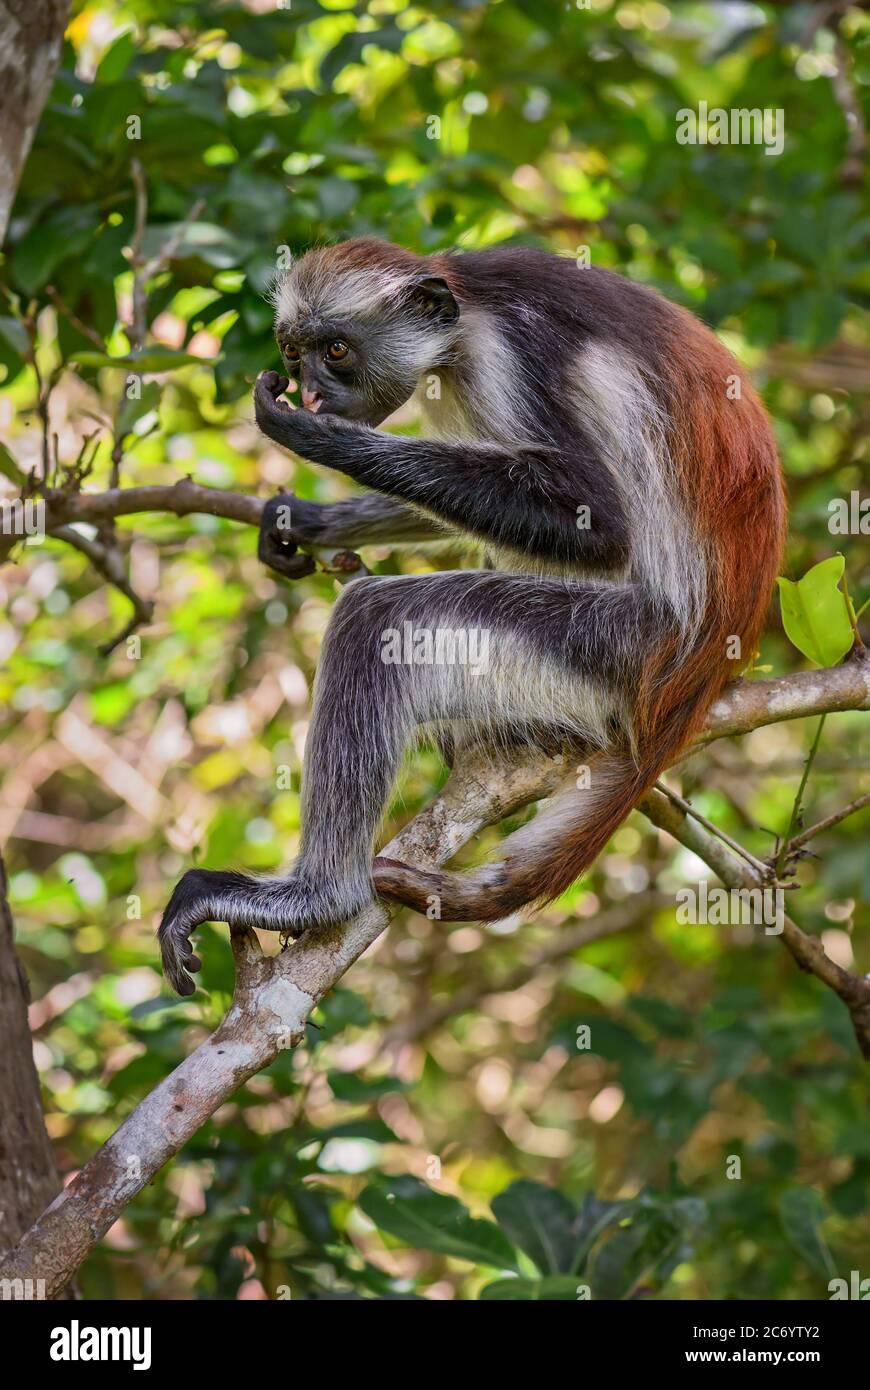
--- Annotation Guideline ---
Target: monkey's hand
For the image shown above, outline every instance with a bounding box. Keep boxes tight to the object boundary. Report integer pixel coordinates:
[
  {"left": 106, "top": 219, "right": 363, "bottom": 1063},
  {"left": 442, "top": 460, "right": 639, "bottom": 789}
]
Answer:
[
  {"left": 258, "top": 492, "right": 322, "bottom": 580},
  {"left": 254, "top": 369, "right": 357, "bottom": 465},
  {"left": 255, "top": 369, "right": 330, "bottom": 450}
]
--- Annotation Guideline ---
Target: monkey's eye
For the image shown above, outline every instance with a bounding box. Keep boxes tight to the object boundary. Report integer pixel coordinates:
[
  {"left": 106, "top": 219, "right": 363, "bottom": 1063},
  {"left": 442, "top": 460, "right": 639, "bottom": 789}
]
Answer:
[
  {"left": 281, "top": 342, "right": 300, "bottom": 365},
  {"left": 325, "top": 340, "right": 349, "bottom": 363}
]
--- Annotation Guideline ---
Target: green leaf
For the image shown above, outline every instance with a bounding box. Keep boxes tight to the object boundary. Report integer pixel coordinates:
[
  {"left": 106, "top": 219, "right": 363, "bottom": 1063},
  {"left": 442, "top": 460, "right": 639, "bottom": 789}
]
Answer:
[
  {"left": 572, "top": 1194, "right": 633, "bottom": 1270},
  {"left": 95, "top": 30, "right": 136, "bottom": 83},
  {"left": 310, "top": 1118, "right": 397, "bottom": 1144},
  {"left": 479, "top": 1275, "right": 582, "bottom": 1300},
  {"left": 776, "top": 557, "right": 854, "bottom": 666},
  {"left": 139, "top": 221, "right": 249, "bottom": 271},
  {"left": 588, "top": 1211, "right": 684, "bottom": 1301},
  {"left": 491, "top": 1180, "right": 577, "bottom": 1274},
  {"left": 359, "top": 1177, "right": 519, "bottom": 1271},
  {"left": 589, "top": 1224, "right": 653, "bottom": 1300},
  {"left": 0, "top": 316, "right": 30, "bottom": 358},
  {"left": 314, "top": 987, "right": 371, "bottom": 1038},
  {"left": 291, "top": 1188, "right": 334, "bottom": 1245},
  {"left": 569, "top": 1017, "right": 647, "bottom": 1063},
  {"left": 778, "top": 1188, "right": 836, "bottom": 1280},
  {"left": 116, "top": 380, "right": 161, "bottom": 438}
]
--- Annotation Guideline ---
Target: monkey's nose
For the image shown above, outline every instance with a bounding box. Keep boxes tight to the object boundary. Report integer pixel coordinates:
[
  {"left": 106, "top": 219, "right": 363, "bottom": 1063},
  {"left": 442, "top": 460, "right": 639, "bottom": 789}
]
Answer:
[{"left": 301, "top": 387, "right": 322, "bottom": 413}]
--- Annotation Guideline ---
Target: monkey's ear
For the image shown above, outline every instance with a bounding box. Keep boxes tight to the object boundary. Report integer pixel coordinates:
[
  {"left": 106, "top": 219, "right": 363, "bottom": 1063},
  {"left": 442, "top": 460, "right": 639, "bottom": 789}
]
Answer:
[{"left": 407, "top": 276, "right": 460, "bottom": 324}]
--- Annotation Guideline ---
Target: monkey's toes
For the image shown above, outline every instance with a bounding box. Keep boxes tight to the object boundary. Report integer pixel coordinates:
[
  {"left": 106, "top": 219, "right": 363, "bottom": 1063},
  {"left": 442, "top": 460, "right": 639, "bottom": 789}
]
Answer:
[
  {"left": 160, "top": 928, "right": 200, "bottom": 996},
  {"left": 157, "top": 868, "right": 215, "bottom": 995}
]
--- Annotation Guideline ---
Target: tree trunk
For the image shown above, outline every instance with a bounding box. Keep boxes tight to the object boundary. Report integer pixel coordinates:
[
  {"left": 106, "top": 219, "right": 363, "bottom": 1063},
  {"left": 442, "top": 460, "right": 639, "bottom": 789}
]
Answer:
[
  {"left": 0, "top": 0, "right": 74, "bottom": 1286},
  {"left": 0, "top": 853, "right": 64, "bottom": 1253},
  {"left": 0, "top": 0, "right": 70, "bottom": 242}
]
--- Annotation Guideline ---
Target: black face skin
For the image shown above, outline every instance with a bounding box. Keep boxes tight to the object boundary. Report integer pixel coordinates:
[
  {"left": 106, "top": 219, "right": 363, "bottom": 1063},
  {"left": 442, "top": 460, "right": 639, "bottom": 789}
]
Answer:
[{"left": 271, "top": 319, "right": 412, "bottom": 426}]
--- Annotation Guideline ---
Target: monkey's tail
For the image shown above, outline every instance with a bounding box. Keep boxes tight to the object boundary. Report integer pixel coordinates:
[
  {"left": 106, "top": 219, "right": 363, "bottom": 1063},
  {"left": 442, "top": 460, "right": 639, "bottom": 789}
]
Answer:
[{"left": 371, "top": 634, "right": 735, "bottom": 923}]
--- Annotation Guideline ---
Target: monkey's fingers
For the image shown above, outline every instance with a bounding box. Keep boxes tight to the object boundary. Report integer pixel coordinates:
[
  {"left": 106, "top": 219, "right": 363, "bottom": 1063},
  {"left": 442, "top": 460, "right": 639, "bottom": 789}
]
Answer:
[
  {"left": 259, "top": 370, "right": 291, "bottom": 398},
  {"left": 158, "top": 868, "right": 270, "bottom": 994},
  {"left": 257, "top": 529, "right": 317, "bottom": 580},
  {"left": 262, "top": 545, "right": 317, "bottom": 580},
  {"left": 255, "top": 371, "right": 294, "bottom": 417}
]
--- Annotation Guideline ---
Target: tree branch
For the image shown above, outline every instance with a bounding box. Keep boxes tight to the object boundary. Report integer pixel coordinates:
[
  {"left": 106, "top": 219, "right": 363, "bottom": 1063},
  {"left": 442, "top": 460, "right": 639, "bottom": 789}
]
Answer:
[
  {"left": 1, "top": 476, "right": 869, "bottom": 1295},
  {"left": 639, "top": 787, "right": 870, "bottom": 1058},
  {"left": 0, "top": 1, "right": 70, "bottom": 242}
]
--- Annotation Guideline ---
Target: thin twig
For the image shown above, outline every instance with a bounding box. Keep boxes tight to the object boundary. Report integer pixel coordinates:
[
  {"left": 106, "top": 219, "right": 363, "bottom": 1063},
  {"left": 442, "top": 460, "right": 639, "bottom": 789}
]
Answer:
[
  {"left": 139, "top": 197, "right": 206, "bottom": 283},
  {"left": 127, "top": 159, "right": 149, "bottom": 350},
  {"left": 23, "top": 312, "right": 54, "bottom": 484},
  {"left": 654, "top": 779, "right": 774, "bottom": 880},
  {"left": 641, "top": 787, "right": 870, "bottom": 1059},
  {"left": 45, "top": 285, "right": 108, "bottom": 352},
  {"left": 776, "top": 714, "right": 827, "bottom": 879},
  {"left": 51, "top": 523, "right": 154, "bottom": 653},
  {"left": 786, "top": 791, "right": 870, "bottom": 856},
  {"left": 832, "top": 32, "right": 867, "bottom": 185},
  {"left": 113, "top": 169, "right": 205, "bottom": 488},
  {"left": 841, "top": 568, "right": 865, "bottom": 650}
]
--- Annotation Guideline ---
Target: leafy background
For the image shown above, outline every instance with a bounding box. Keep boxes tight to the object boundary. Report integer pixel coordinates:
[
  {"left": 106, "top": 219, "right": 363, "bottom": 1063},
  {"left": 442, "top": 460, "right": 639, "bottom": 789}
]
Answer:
[{"left": 0, "top": 0, "right": 868, "bottom": 1299}]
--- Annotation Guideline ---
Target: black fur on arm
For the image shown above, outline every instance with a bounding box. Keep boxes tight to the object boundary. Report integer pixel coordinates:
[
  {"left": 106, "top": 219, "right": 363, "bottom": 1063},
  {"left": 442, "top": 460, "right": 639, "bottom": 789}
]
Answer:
[
  {"left": 254, "top": 373, "right": 629, "bottom": 570},
  {"left": 258, "top": 491, "right": 447, "bottom": 578}
]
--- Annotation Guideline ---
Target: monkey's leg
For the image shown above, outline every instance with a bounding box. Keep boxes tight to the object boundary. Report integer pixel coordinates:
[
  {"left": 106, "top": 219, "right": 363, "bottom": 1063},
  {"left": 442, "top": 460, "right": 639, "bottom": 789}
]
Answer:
[{"left": 159, "top": 572, "right": 655, "bottom": 993}]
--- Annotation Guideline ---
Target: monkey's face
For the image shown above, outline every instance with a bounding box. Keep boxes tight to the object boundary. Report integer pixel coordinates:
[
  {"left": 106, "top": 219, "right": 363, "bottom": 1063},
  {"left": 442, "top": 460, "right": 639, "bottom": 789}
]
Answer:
[
  {"left": 269, "top": 268, "right": 460, "bottom": 428},
  {"left": 272, "top": 318, "right": 414, "bottom": 426}
]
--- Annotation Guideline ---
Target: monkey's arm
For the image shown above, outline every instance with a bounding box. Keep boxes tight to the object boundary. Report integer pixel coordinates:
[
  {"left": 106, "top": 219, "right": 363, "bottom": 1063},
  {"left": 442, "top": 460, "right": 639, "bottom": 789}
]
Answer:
[
  {"left": 255, "top": 373, "right": 629, "bottom": 569},
  {"left": 258, "top": 493, "right": 449, "bottom": 579}
]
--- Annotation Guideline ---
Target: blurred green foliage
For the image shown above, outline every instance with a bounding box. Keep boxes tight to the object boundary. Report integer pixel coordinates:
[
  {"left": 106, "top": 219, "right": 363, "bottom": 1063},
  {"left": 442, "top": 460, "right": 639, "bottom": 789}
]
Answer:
[{"left": 0, "top": 0, "right": 868, "bottom": 1300}]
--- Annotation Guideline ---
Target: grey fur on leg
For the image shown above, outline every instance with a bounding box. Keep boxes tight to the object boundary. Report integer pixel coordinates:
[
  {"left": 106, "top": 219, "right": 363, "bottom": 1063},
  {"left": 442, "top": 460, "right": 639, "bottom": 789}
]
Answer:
[
  {"left": 284, "top": 569, "right": 656, "bottom": 924},
  {"left": 159, "top": 571, "right": 658, "bottom": 994}
]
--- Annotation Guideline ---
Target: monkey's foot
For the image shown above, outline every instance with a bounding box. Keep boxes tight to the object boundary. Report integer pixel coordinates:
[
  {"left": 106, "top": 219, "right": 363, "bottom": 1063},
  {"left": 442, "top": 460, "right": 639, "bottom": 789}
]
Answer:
[
  {"left": 157, "top": 868, "right": 252, "bottom": 996},
  {"left": 158, "top": 867, "right": 371, "bottom": 995}
]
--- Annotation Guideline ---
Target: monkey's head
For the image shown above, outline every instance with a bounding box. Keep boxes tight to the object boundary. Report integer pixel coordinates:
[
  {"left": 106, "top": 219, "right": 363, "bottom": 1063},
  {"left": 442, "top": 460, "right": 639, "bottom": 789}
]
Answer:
[{"left": 263, "top": 238, "right": 460, "bottom": 427}]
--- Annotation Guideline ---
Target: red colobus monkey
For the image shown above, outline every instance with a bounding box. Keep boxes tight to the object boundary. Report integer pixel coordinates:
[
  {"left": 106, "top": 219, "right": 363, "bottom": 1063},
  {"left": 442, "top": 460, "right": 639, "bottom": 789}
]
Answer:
[{"left": 159, "top": 237, "right": 786, "bottom": 995}]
